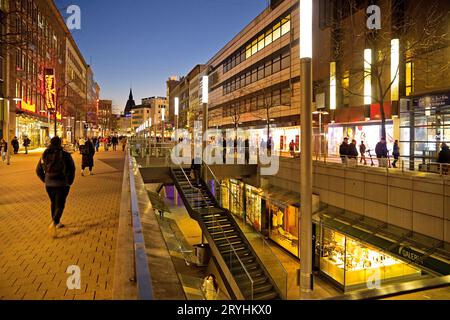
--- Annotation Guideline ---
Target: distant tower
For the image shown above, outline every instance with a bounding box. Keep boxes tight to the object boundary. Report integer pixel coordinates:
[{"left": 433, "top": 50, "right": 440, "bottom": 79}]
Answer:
[{"left": 124, "top": 89, "right": 136, "bottom": 117}]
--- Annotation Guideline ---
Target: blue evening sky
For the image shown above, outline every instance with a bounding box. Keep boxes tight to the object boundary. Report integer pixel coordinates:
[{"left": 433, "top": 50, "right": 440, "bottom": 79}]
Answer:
[{"left": 55, "top": 0, "right": 268, "bottom": 113}]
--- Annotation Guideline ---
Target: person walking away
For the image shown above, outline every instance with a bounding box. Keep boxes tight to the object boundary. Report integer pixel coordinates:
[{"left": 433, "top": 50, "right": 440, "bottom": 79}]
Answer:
[
  {"left": 438, "top": 143, "right": 450, "bottom": 175},
  {"left": 23, "top": 136, "right": 31, "bottom": 154},
  {"left": 267, "top": 137, "right": 273, "bottom": 156},
  {"left": 245, "top": 138, "right": 250, "bottom": 164},
  {"left": 12, "top": 137, "right": 19, "bottom": 154},
  {"left": 289, "top": 140, "right": 296, "bottom": 158},
  {"left": 339, "top": 138, "right": 349, "bottom": 164},
  {"left": 359, "top": 141, "right": 367, "bottom": 165},
  {"left": 36, "top": 137, "right": 75, "bottom": 238},
  {"left": 375, "top": 138, "right": 389, "bottom": 168},
  {"left": 392, "top": 140, "right": 400, "bottom": 168},
  {"left": 348, "top": 140, "right": 359, "bottom": 165},
  {"left": 112, "top": 136, "right": 119, "bottom": 151},
  {"left": 80, "top": 138, "right": 95, "bottom": 176},
  {"left": 222, "top": 136, "right": 227, "bottom": 164},
  {"left": 1, "top": 139, "right": 7, "bottom": 162},
  {"left": 121, "top": 137, "right": 128, "bottom": 152}
]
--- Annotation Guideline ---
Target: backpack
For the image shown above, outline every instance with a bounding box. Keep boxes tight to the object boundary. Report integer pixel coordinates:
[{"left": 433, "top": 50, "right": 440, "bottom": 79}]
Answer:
[{"left": 40, "top": 150, "right": 67, "bottom": 181}]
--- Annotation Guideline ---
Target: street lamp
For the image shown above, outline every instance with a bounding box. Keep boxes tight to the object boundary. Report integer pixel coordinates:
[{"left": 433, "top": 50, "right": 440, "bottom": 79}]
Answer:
[
  {"left": 1, "top": 97, "right": 22, "bottom": 165},
  {"left": 300, "top": 0, "right": 314, "bottom": 294}
]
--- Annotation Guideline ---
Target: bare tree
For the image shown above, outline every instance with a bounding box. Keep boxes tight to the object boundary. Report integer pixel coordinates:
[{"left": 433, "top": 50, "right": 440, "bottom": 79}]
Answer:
[{"left": 325, "top": 0, "right": 449, "bottom": 140}]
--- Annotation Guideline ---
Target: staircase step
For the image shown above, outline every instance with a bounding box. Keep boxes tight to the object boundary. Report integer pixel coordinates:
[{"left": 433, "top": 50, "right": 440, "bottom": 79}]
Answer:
[
  {"left": 235, "top": 274, "right": 268, "bottom": 287},
  {"left": 208, "top": 225, "right": 235, "bottom": 233},
  {"left": 253, "top": 291, "right": 278, "bottom": 301},
  {"left": 211, "top": 232, "right": 239, "bottom": 241},
  {"left": 219, "top": 244, "right": 247, "bottom": 254},
  {"left": 244, "top": 282, "right": 274, "bottom": 297},
  {"left": 233, "top": 268, "right": 265, "bottom": 280},
  {"left": 230, "top": 262, "right": 259, "bottom": 273},
  {"left": 215, "top": 238, "right": 242, "bottom": 248}
]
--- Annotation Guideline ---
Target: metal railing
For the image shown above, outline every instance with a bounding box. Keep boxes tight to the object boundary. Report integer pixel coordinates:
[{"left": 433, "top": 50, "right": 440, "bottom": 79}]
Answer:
[
  {"left": 175, "top": 164, "right": 255, "bottom": 300},
  {"left": 203, "top": 161, "right": 288, "bottom": 300},
  {"left": 128, "top": 151, "right": 154, "bottom": 300}
]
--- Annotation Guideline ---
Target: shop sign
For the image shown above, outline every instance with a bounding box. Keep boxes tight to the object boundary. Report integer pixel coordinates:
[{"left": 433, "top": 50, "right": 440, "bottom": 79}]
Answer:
[
  {"left": 45, "top": 68, "right": 56, "bottom": 110},
  {"left": 20, "top": 100, "right": 36, "bottom": 113},
  {"left": 415, "top": 94, "right": 450, "bottom": 109},
  {"left": 393, "top": 245, "right": 450, "bottom": 275}
]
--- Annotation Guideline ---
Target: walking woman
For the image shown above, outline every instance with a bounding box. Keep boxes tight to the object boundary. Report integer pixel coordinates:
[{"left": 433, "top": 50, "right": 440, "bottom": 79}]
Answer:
[
  {"left": 36, "top": 137, "right": 76, "bottom": 238},
  {"left": 80, "top": 138, "right": 96, "bottom": 176},
  {"left": 393, "top": 140, "right": 400, "bottom": 168}
]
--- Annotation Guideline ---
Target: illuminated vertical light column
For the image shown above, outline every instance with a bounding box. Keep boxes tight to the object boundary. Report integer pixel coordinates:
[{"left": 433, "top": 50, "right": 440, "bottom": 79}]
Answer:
[
  {"left": 330, "top": 62, "right": 337, "bottom": 110},
  {"left": 300, "top": 0, "right": 314, "bottom": 294},
  {"left": 391, "top": 39, "right": 400, "bottom": 102},
  {"left": 174, "top": 97, "right": 179, "bottom": 138},
  {"left": 201, "top": 75, "right": 209, "bottom": 180},
  {"left": 161, "top": 106, "right": 165, "bottom": 142},
  {"left": 364, "top": 49, "right": 372, "bottom": 106}
]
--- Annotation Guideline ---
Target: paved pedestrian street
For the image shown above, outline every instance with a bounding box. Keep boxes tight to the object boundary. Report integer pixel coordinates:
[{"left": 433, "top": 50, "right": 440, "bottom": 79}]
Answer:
[{"left": 0, "top": 150, "right": 125, "bottom": 300}]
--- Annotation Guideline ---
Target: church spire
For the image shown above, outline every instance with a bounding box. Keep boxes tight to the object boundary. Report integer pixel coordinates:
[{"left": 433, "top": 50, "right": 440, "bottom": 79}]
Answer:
[{"left": 124, "top": 88, "right": 136, "bottom": 117}]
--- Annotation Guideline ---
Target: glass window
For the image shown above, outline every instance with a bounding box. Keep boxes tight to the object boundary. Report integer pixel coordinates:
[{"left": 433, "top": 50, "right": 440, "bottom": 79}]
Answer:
[
  {"left": 257, "top": 94, "right": 265, "bottom": 109},
  {"left": 273, "top": 89, "right": 281, "bottom": 106},
  {"left": 281, "top": 16, "right": 291, "bottom": 36},
  {"left": 265, "top": 30, "right": 273, "bottom": 47},
  {"left": 406, "top": 61, "right": 414, "bottom": 96},
  {"left": 245, "top": 71, "right": 251, "bottom": 86},
  {"left": 281, "top": 87, "right": 291, "bottom": 105},
  {"left": 250, "top": 97, "right": 257, "bottom": 111},
  {"left": 281, "top": 51, "right": 291, "bottom": 70},
  {"left": 272, "top": 56, "right": 281, "bottom": 73},
  {"left": 251, "top": 68, "right": 258, "bottom": 83},
  {"left": 258, "top": 35, "right": 265, "bottom": 51},
  {"left": 265, "top": 61, "right": 272, "bottom": 78},
  {"left": 251, "top": 39, "right": 258, "bottom": 56},
  {"left": 272, "top": 22, "right": 281, "bottom": 41},
  {"left": 240, "top": 74, "right": 246, "bottom": 88},
  {"left": 246, "top": 44, "right": 252, "bottom": 59},
  {"left": 257, "top": 65, "right": 265, "bottom": 80}
]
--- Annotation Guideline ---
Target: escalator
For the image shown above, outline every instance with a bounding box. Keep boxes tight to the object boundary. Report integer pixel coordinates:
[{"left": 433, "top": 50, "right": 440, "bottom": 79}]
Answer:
[{"left": 170, "top": 167, "right": 281, "bottom": 300}]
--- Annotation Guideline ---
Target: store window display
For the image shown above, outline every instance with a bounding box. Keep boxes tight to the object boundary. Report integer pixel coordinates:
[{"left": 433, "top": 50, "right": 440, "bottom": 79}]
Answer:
[
  {"left": 245, "top": 186, "right": 262, "bottom": 231},
  {"left": 320, "top": 228, "right": 422, "bottom": 291},
  {"left": 269, "top": 203, "right": 299, "bottom": 257}
]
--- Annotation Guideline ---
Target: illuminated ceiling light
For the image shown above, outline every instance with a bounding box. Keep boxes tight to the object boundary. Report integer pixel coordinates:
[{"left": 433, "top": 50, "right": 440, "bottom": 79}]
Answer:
[{"left": 300, "top": 0, "right": 312, "bottom": 59}]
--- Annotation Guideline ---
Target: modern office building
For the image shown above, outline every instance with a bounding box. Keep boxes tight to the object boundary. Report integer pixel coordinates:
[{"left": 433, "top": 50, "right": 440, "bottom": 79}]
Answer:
[{"left": 98, "top": 99, "right": 112, "bottom": 136}]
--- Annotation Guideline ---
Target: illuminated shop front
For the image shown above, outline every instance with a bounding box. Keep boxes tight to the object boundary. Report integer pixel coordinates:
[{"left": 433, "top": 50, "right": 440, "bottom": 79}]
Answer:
[
  {"left": 245, "top": 185, "right": 263, "bottom": 232},
  {"left": 327, "top": 122, "right": 394, "bottom": 157},
  {"left": 221, "top": 179, "right": 244, "bottom": 219},
  {"left": 15, "top": 115, "right": 52, "bottom": 148},
  {"left": 400, "top": 92, "right": 450, "bottom": 166},
  {"left": 246, "top": 126, "right": 300, "bottom": 153},
  {"left": 268, "top": 199, "right": 299, "bottom": 258},
  {"left": 320, "top": 228, "right": 421, "bottom": 291}
]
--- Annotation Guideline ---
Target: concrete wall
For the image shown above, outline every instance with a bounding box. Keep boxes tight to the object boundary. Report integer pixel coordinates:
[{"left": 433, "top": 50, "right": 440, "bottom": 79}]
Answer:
[{"left": 264, "top": 157, "right": 450, "bottom": 242}]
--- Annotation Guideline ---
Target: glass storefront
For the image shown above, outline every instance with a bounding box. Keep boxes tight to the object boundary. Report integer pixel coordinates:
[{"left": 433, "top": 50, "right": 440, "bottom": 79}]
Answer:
[
  {"left": 268, "top": 202, "right": 299, "bottom": 258},
  {"left": 221, "top": 179, "right": 244, "bottom": 219},
  {"left": 245, "top": 185, "right": 263, "bottom": 232},
  {"left": 16, "top": 116, "right": 48, "bottom": 148},
  {"left": 320, "top": 228, "right": 422, "bottom": 291},
  {"left": 400, "top": 92, "right": 450, "bottom": 164},
  {"left": 327, "top": 122, "right": 394, "bottom": 157}
]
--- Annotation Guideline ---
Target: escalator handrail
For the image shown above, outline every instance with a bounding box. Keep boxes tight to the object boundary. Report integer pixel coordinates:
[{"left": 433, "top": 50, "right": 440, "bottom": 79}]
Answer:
[
  {"left": 203, "top": 161, "right": 289, "bottom": 280},
  {"left": 174, "top": 165, "right": 255, "bottom": 299}
]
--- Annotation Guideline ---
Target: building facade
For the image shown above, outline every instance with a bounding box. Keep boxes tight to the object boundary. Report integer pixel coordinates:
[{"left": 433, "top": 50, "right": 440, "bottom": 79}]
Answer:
[
  {"left": 98, "top": 99, "right": 112, "bottom": 136},
  {"left": 0, "top": 0, "right": 97, "bottom": 147}
]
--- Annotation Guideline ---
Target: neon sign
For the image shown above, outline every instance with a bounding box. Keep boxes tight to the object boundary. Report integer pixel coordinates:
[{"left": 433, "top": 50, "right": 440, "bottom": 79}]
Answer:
[
  {"left": 20, "top": 100, "right": 36, "bottom": 113},
  {"left": 45, "top": 69, "right": 56, "bottom": 110}
]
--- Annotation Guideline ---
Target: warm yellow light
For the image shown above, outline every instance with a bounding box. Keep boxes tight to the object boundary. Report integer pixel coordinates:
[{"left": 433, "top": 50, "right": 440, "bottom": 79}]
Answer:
[
  {"left": 174, "top": 97, "right": 179, "bottom": 116},
  {"left": 364, "top": 49, "right": 372, "bottom": 105},
  {"left": 391, "top": 39, "right": 400, "bottom": 101},
  {"left": 202, "top": 76, "right": 209, "bottom": 104},
  {"left": 300, "top": 0, "right": 313, "bottom": 59},
  {"left": 330, "top": 62, "right": 336, "bottom": 110}
]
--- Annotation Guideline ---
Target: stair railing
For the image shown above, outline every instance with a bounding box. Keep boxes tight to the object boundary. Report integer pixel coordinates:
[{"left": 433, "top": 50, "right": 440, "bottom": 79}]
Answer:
[
  {"left": 203, "top": 161, "right": 288, "bottom": 300},
  {"left": 175, "top": 165, "right": 255, "bottom": 300}
]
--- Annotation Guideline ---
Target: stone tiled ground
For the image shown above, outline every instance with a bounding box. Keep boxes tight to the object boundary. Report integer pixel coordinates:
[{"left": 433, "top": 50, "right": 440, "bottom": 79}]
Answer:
[{"left": 0, "top": 149, "right": 125, "bottom": 300}]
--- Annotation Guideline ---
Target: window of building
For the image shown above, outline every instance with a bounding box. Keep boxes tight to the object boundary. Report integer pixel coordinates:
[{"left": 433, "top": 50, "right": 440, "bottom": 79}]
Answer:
[
  {"left": 406, "top": 61, "right": 414, "bottom": 96},
  {"left": 265, "top": 30, "right": 273, "bottom": 47},
  {"left": 0, "top": 57, "right": 3, "bottom": 82},
  {"left": 272, "top": 56, "right": 281, "bottom": 73},
  {"left": 258, "top": 35, "right": 265, "bottom": 51},
  {"left": 265, "top": 61, "right": 272, "bottom": 78},
  {"left": 281, "top": 51, "right": 290, "bottom": 70},
  {"left": 342, "top": 71, "right": 350, "bottom": 107},
  {"left": 272, "top": 22, "right": 281, "bottom": 41},
  {"left": 251, "top": 69, "right": 258, "bottom": 83},
  {"left": 251, "top": 39, "right": 258, "bottom": 56},
  {"left": 281, "top": 16, "right": 291, "bottom": 36},
  {"left": 281, "top": 87, "right": 291, "bottom": 105},
  {"left": 257, "top": 65, "right": 265, "bottom": 81},
  {"left": 272, "top": 89, "right": 281, "bottom": 106}
]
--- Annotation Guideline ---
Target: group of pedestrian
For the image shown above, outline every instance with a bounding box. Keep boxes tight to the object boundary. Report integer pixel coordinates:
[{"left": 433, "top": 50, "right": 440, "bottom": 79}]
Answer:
[
  {"left": 0, "top": 136, "right": 31, "bottom": 162},
  {"left": 339, "top": 137, "right": 401, "bottom": 168}
]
